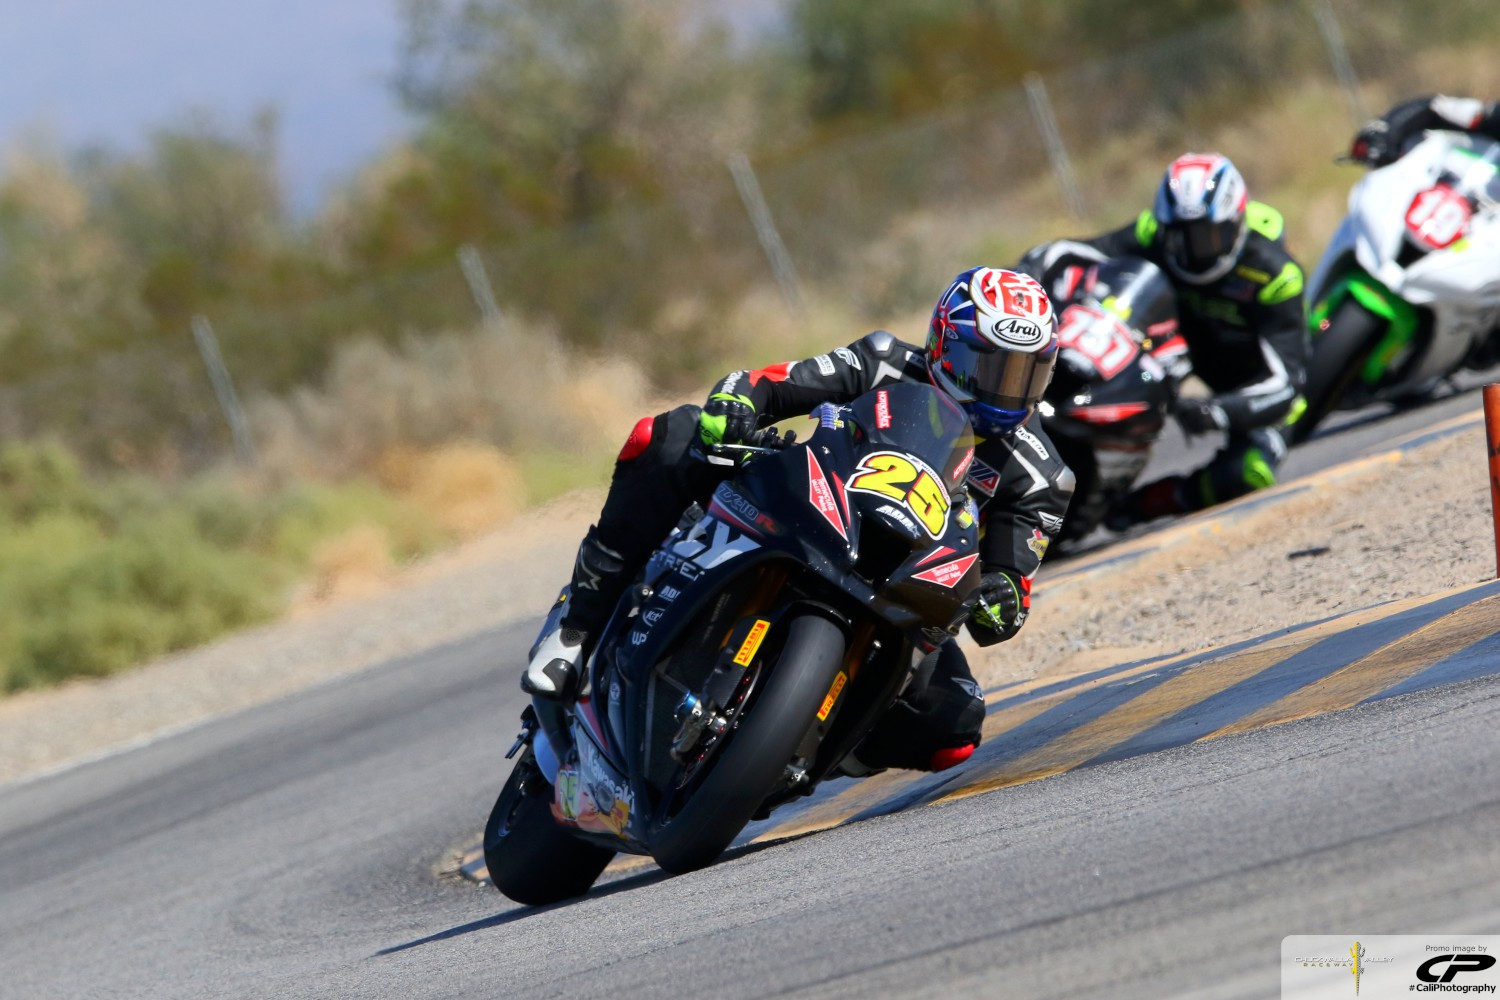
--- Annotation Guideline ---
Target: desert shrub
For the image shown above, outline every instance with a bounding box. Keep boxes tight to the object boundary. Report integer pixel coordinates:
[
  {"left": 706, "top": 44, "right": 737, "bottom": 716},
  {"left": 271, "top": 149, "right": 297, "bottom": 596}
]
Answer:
[
  {"left": 263, "top": 478, "right": 444, "bottom": 567},
  {"left": 0, "top": 444, "right": 446, "bottom": 692}
]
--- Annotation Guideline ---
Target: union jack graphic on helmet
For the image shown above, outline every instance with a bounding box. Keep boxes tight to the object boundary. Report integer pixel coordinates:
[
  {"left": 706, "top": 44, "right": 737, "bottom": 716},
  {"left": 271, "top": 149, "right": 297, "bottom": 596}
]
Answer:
[{"left": 926, "top": 266, "right": 1058, "bottom": 436}]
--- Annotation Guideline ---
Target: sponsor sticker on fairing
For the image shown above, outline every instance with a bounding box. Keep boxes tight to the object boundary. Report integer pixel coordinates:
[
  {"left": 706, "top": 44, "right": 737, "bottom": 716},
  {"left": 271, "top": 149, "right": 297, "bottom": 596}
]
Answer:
[
  {"left": 875, "top": 390, "right": 892, "bottom": 429},
  {"left": 876, "top": 503, "right": 919, "bottom": 533},
  {"left": 912, "top": 553, "right": 979, "bottom": 588},
  {"left": 953, "top": 445, "right": 975, "bottom": 482},
  {"left": 806, "top": 450, "right": 848, "bottom": 539}
]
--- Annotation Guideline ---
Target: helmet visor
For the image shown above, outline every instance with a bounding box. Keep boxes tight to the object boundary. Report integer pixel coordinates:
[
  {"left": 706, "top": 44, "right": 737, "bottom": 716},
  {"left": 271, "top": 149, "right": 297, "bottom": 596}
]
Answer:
[
  {"left": 1165, "top": 217, "right": 1241, "bottom": 275},
  {"left": 934, "top": 337, "right": 1056, "bottom": 413}
]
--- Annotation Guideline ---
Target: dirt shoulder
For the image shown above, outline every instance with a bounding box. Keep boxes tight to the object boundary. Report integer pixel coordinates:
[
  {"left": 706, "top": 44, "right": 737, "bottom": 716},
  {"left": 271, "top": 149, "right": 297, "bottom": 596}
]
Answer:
[{"left": 1, "top": 422, "right": 1492, "bottom": 787}]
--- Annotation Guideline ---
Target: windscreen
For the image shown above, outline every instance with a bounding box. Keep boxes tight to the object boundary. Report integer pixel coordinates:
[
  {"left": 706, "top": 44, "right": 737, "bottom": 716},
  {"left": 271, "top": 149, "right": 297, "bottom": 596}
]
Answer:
[
  {"left": 845, "top": 382, "right": 976, "bottom": 493},
  {"left": 1448, "top": 135, "right": 1500, "bottom": 207}
]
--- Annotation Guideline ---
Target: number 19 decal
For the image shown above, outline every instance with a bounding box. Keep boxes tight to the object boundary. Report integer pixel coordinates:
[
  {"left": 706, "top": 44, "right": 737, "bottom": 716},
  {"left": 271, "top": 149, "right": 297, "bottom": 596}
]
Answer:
[{"left": 847, "top": 451, "right": 950, "bottom": 537}]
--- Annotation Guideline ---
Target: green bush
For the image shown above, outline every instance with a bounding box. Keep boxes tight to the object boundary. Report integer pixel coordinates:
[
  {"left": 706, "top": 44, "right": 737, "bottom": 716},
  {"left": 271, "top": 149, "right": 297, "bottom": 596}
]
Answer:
[
  {"left": 0, "top": 440, "right": 98, "bottom": 523},
  {"left": 0, "top": 442, "right": 444, "bottom": 693},
  {"left": 266, "top": 480, "right": 443, "bottom": 566}
]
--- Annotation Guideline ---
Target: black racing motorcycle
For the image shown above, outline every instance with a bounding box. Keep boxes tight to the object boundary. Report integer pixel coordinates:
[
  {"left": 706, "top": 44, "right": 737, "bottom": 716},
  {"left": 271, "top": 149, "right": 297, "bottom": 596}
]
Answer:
[
  {"left": 484, "top": 382, "right": 983, "bottom": 905},
  {"left": 1036, "top": 256, "right": 1183, "bottom": 544}
]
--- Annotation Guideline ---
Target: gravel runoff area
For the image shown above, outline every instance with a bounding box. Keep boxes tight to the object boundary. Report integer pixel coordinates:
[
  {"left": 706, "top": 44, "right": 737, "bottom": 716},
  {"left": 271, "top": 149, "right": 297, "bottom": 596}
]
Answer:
[{"left": 0, "top": 423, "right": 1494, "bottom": 788}]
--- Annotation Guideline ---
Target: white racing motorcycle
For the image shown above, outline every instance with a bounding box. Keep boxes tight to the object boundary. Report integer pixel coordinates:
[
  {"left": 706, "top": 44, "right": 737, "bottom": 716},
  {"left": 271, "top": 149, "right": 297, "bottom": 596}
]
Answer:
[{"left": 1287, "top": 130, "right": 1500, "bottom": 443}]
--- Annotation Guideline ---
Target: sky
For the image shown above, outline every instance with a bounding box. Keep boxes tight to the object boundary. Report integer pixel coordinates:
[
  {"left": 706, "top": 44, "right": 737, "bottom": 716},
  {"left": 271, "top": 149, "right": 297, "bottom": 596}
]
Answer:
[
  {"left": 0, "top": 1, "right": 419, "bottom": 214},
  {"left": 0, "top": 0, "right": 786, "bottom": 217}
]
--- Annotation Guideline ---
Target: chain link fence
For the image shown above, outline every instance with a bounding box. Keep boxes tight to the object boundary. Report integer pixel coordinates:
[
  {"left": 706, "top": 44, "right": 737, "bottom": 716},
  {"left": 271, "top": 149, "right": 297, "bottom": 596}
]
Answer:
[{"left": 2, "top": 0, "right": 1496, "bottom": 473}]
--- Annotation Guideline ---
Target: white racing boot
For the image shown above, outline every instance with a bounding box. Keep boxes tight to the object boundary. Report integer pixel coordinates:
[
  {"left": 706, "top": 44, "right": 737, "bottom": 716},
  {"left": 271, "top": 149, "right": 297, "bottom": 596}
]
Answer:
[{"left": 521, "top": 627, "right": 587, "bottom": 700}]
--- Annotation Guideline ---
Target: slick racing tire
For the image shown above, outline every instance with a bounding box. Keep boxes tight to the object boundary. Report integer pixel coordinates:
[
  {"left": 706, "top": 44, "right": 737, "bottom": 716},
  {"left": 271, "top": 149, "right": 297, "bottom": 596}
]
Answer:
[
  {"left": 1288, "top": 298, "right": 1386, "bottom": 445},
  {"left": 483, "top": 751, "right": 615, "bottom": 906},
  {"left": 650, "top": 613, "right": 846, "bottom": 876}
]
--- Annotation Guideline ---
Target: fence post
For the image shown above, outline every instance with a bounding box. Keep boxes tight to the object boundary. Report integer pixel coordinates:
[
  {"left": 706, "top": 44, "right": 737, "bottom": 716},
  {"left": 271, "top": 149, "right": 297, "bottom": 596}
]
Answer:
[
  {"left": 191, "top": 314, "right": 259, "bottom": 471},
  {"left": 727, "top": 150, "right": 806, "bottom": 317},
  {"left": 1024, "top": 73, "right": 1086, "bottom": 221},
  {"left": 1313, "top": 0, "right": 1369, "bottom": 124},
  {"left": 458, "top": 243, "right": 505, "bottom": 328}
]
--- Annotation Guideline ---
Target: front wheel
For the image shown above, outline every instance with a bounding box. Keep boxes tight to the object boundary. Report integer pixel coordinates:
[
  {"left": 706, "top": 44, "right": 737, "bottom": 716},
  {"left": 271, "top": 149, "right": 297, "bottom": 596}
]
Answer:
[
  {"left": 650, "top": 613, "right": 846, "bottom": 875},
  {"left": 482, "top": 751, "right": 615, "bottom": 906},
  {"left": 1287, "top": 298, "right": 1387, "bottom": 445}
]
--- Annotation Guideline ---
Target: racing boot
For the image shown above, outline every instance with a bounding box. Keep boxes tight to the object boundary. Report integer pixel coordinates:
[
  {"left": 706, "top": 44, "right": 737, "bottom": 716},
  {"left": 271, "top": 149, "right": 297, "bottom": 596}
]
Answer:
[
  {"left": 1103, "top": 475, "right": 1188, "bottom": 531},
  {"left": 841, "top": 643, "right": 985, "bottom": 773},
  {"left": 521, "top": 527, "right": 629, "bottom": 701},
  {"left": 522, "top": 626, "right": 588, "bottom": 700}
]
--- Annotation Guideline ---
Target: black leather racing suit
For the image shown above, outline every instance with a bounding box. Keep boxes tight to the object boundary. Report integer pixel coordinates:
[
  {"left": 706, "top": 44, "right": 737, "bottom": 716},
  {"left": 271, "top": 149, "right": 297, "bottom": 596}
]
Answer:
[
  {"left": 1021, "top": 202, "right": 1307, "bottom": 518},
  {"left": 556, "top": 330, "right": 1075, "bottom": 770},
  {"left": 1359, "top": 95, "right": 1500, "bottom": 166}
]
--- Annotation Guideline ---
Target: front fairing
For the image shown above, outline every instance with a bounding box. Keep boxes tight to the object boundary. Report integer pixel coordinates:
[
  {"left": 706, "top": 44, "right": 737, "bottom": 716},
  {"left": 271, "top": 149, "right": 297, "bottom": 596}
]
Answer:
[
  {"left": 1044, "top": 350, "right": 1172, "bottom": 445},
  {"left": 1041, "top": 268, "right": 1176, "bottom": 446},
  {"left": 565, "top": 383, "right": 982, "bottom": 850},
  {"left": 1339, "top": 132, "right": 1500, "bottom": 311}
]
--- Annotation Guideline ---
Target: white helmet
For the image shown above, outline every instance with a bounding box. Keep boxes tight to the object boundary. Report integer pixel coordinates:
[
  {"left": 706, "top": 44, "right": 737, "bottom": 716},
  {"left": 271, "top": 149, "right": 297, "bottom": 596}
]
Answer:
[{"left": 1153, "top": 153, "right": 1248, "bottom": 284}]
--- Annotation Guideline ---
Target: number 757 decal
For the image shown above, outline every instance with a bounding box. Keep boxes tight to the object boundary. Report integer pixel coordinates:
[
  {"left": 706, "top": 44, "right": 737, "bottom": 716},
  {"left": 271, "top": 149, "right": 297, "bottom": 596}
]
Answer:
[{"left": 847, "top": 451, "right": 951, "bottom": 538}]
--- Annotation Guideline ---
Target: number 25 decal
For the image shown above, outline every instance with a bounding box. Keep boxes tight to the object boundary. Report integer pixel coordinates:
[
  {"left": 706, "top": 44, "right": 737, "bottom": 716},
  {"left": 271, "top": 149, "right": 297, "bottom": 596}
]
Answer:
[{"left": 847, "top": 451, "right": 950, "bottom": 537}]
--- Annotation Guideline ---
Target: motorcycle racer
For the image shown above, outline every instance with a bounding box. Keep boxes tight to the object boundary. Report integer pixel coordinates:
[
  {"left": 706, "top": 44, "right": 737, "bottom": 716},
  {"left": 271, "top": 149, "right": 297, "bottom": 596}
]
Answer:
[
  {"left": 1351, "top": 95, "right": 1500, "bottom": 168},
  {"left": 522, "top": 266, "right": 1075, "bottom": 773},
  {"left": 1018, "top": 153, "right": 1308, "bottom": 529}
]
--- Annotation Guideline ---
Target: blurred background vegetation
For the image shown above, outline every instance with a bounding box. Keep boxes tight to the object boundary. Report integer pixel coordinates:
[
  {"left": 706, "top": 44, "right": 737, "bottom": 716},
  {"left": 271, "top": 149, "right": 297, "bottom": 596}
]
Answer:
[{"left": 1, "top": 0, "right": 1497, "bottom": 691}]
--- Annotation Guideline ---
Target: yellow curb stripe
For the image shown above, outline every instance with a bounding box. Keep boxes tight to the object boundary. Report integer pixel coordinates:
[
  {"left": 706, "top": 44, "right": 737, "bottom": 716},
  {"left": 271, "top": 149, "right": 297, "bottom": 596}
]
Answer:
[
  {"left": 1203, "top": 593, "right": 1500, "bottom": 740},
  {"left": 750, "top": 657, "right": 1185, "bottom": 843},
  {"left": 930, "top": 586, "right": 1496, "bottom": 806},
  {"left": 934, "top": 643, "right": 1302, "bottom": 805},
  {"left": 749, "top": 768, "right": 924, "bottom": 843}
]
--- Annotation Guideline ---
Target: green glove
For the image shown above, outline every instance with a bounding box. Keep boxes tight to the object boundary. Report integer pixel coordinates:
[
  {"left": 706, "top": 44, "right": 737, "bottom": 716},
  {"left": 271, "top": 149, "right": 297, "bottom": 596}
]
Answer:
[
  {"left": 968, "top": 571, "right": 1028, "bottom": 645},
  {"left": 698, "top": 392, "right": 757, "bottom": 447}
]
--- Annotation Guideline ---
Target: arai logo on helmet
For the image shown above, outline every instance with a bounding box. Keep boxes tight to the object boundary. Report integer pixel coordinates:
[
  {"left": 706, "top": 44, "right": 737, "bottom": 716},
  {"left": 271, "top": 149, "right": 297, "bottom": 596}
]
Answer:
[{"left": 972, "top": 268, "right": 1051, "bottom": 349}]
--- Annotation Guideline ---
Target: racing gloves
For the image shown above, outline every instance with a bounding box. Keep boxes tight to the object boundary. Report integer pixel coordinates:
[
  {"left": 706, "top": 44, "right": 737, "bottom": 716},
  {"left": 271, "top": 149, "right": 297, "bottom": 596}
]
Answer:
[
  {"left": 1174, "top": 396, "right": 1229, "bottom": 436},
  {"left": 698, "top": 392, "right": 758, "bottom": 447},
  {"left": 967, "top": 571, "right": 1028, "bottom": 645}
]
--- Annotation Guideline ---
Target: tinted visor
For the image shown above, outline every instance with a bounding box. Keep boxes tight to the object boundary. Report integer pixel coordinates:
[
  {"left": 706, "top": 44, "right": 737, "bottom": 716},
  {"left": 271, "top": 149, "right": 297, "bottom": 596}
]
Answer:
[
  {"left": 1164, "top": 217, "right": 1241, "bottom": 274},
  {"left": 934, "top": 338, "right": 1056, "bottom": 413}
]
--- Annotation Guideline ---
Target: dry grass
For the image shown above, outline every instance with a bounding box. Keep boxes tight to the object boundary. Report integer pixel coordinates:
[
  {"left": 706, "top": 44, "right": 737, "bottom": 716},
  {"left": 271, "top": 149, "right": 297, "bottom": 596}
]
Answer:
[
  {"left": 376, "top": 442, "right": 525, "bottom": 539},
  {"left": 298, "top": 525, "right": 396, "bottom": 609}
]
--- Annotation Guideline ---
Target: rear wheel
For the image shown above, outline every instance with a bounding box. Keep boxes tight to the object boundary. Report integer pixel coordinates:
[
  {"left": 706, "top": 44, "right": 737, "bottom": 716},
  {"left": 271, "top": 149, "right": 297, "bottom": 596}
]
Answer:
[
  {"left": 650, "top": 613, "right": 846, "bottom": 875},
  {"left": 1288, "top": 298, "right": 1386, "bottom": 445},
  {"left": 482, "top": 751, "right": 615, "bottom": 906}
]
